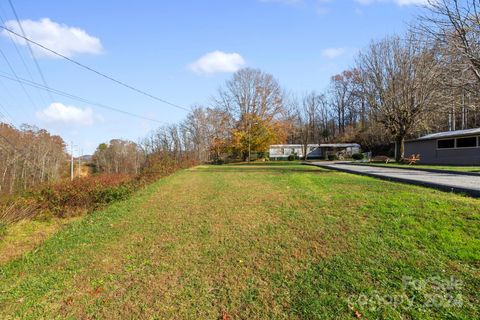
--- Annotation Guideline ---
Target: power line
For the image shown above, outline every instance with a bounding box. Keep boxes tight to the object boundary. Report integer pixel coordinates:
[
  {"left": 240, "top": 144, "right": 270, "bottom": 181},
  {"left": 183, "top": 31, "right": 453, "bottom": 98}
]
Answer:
[
  {"left": 0, "top": 70, "right": 167, "bottom": 124},
  {"left": 0, "top": 110, "right": 7, "bottom": 122},
  {"left": 0, "top": 8, "right": 38, "bottom": 97},
  {"left": 0, "top": 9, "right": 48, "bottom": 108},
  {"left": 7, "top": 0, "right": 54, "bottom": 102},
  {"left": 0, "top": 101, "right": 14, "bottom": 123},
  {"left": 0, "top": 25, "right": 190, "bottom": 112},
  {"left": 0, "top": 46, "right": 39, "bottom": 111}
]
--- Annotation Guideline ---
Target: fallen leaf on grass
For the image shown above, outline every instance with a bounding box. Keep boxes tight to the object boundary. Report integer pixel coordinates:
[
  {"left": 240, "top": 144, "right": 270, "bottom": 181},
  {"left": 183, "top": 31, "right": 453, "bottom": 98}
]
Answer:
[
  {"left": 222, "top": 311, "right": 230, "bottom": 320},
  {"left": 348, "top": 305, "right": 363, "bottom": 319},
  {"left": 90, "top": 286, "right": 103, "bottom": 296}
]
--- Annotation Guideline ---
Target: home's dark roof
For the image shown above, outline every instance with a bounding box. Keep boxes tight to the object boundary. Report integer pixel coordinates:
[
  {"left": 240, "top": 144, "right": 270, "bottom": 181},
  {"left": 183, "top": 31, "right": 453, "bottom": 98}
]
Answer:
[{"left": 409, "top": 128, "right": 480, "bottom": 142}]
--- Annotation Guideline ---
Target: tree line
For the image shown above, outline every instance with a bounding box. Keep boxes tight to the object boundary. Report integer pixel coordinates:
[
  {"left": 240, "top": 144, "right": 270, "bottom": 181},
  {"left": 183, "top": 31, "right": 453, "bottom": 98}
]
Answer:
[{"left": 0, "top": 123, "right": 66, "bottom": 194}]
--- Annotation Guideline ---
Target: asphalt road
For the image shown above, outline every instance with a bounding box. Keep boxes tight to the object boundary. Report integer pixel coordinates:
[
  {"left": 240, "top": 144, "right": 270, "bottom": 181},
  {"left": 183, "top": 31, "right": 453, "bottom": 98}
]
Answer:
[{"left": 310, "top": 162, "right": 480, "bottom": 197}]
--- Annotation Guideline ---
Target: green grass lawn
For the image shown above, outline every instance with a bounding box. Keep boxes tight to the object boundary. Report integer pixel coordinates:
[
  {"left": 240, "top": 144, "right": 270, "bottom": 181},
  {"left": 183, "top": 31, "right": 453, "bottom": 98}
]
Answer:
[
  {"left": 0, "top": 164, "right": 479, "bottom": 319},
  {"left": 357, "top": 162, "right": 480, "bottom": 173}
]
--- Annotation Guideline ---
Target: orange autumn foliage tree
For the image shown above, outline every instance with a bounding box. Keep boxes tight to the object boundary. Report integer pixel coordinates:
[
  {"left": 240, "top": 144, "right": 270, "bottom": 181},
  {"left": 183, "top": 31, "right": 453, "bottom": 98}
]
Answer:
[{"left": 229, "top": 115, "right": 290, "bottom": 159}]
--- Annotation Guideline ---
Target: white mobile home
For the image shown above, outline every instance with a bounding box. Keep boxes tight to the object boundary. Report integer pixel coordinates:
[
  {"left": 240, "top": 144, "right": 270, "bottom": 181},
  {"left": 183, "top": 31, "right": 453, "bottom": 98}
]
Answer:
[{"left": 269, "top": 143, "right": 360, "bottom": 160}]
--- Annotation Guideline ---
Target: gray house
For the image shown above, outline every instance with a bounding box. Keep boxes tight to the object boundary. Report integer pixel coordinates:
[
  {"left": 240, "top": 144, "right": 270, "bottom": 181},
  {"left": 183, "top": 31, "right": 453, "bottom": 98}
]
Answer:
[
  {"left": 404, "top": 128, "right": 480, "bottom": 165},
  {"left": 269, "top": 143, "right": 360, "bottom": 160}
]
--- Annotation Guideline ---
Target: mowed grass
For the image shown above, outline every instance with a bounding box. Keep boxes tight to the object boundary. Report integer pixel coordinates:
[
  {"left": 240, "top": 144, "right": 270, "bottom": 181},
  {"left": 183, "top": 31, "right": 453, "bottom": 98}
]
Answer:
[{"left": 0, "top": 164, "right": 479, "bottom": 319}]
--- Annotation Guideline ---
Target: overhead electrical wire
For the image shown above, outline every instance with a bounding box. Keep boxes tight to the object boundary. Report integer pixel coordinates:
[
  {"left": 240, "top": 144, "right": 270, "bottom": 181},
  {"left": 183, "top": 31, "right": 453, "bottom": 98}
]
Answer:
[
  {"left": 0, "top": 46, "right": 39, "bottom": 111},
  {"left": 0, "top": 3, "right": 192, "bottom": 175},
  {"left": 0, "top": 25, "right": 190, "bottom": 112},
  {"left": 7, "top": 0, "right": 54, "bottom": 102},
  {"left": 0, "top": 110, "right": 7, "bottom": 122},
  {"left": 0, "top": 8, "right": 39, "bottom": 100},
  {"left": 0, "top": 101, "right": 14, "bottom": 123},
  {"left": 0, "top": 70, "right": 167, "bottom": 124}
]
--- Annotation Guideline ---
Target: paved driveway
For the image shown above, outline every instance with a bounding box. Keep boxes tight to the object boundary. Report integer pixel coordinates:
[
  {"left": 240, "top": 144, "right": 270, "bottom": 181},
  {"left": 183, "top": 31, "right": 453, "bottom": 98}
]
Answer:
[{"left": 309, "top": 162, "right": 480, "bottom": 197}]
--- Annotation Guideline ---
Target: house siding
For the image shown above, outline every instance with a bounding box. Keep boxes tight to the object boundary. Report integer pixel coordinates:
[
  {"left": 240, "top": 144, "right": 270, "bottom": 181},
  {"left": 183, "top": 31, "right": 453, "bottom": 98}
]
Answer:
[
  {"left": 405, "top": 139, "right": 480, "bottom": 165},
  {"left": 268, "top": 145, "right": 323, "bottom": 159}
]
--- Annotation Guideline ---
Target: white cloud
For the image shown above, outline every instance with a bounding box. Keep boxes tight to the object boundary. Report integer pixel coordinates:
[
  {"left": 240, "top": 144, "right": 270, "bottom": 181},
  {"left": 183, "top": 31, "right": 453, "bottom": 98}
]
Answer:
[
  {"left": 36, "top": 103, "right": 97, "bottom": 125},
  {"left": 2, "top": 18, "right": 103, "bottom": 58},
  {"left": 188, "top": 51, "right": 246, "bottom": 75},
  {"left": 321, "top": 47, "right": 346, "bottom": 59}
]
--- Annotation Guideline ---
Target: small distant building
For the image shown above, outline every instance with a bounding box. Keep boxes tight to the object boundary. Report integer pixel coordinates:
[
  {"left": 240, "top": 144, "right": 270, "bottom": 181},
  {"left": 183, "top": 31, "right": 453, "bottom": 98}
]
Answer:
[
  {"left": 404, "top": 128, "right": 480, "bottom": 165},
  {"left": 269, "top": 143, "right": 361, "bottom": 160}
]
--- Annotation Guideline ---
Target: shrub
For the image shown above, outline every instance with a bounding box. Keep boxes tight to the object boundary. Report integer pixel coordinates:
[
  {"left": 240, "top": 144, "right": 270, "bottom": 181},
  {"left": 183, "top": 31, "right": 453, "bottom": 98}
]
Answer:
[
  {"left": 37, "top": 174, "right": 136, "bottom": 217},
  {"left": 352, "top": 153, "right": 364, "bottom": 160},
  {"left": 328, "top": 154, "right": 339, "bottom": 161},
  {"left": 94, "top": 185, "right": 133, "bottom": 205},
  {"left": 1, "top": 158, "right": 196, "bottom": 224},
  {"left": 35, "top": 209, "right": 54, "bottom": 222},
  {"left": 288, "top": 154, "right": 296, "bottom": 161},
  {"left": 0, "top": 198, "right": 38, "bottom": 224}
]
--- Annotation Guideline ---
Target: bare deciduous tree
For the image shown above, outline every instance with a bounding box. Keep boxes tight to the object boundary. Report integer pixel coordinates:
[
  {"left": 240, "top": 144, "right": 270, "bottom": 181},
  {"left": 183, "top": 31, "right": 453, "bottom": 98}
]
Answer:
[
  {"left": 296, "top": 92, "right": 322, "bottom": 160},
  {"left": 357, "top": 34, "right": 442, "bottom": 161},
  {"left": 330, "top": 70, "right": 362, "bottom": 133},
  {"left": 0, "top": 123, "right": 66, "bottom": 194},
  {"left": 419, "top": 0, "right": 480, "bottom": 84},
  {"left": 216, "top": 68, "right": 285, "bottom": 122},
  {"left": 93, "top": 139, "right": 145, "bottom": 175}
]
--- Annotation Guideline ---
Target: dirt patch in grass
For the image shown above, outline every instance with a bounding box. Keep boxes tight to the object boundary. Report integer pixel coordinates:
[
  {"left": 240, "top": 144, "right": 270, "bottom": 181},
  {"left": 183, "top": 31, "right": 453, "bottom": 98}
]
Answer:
[{"left": 0, "top": 218, "right": 79, "bottom": 265}]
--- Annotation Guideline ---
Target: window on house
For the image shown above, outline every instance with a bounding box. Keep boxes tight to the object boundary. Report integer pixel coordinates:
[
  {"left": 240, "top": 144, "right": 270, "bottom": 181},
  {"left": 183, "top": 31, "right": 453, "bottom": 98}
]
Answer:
[
  {"left": 456, "top": 136, "right": 477, "bottom": 148},
  {"left": 437, "top": 139, "right": 455, "bottom": 149}
]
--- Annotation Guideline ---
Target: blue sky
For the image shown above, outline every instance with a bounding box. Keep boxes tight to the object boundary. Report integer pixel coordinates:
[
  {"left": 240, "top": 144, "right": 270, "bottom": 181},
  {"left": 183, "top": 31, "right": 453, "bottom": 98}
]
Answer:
[{"left": 0, "top": 0, "right": 428, "bottom": 154}]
